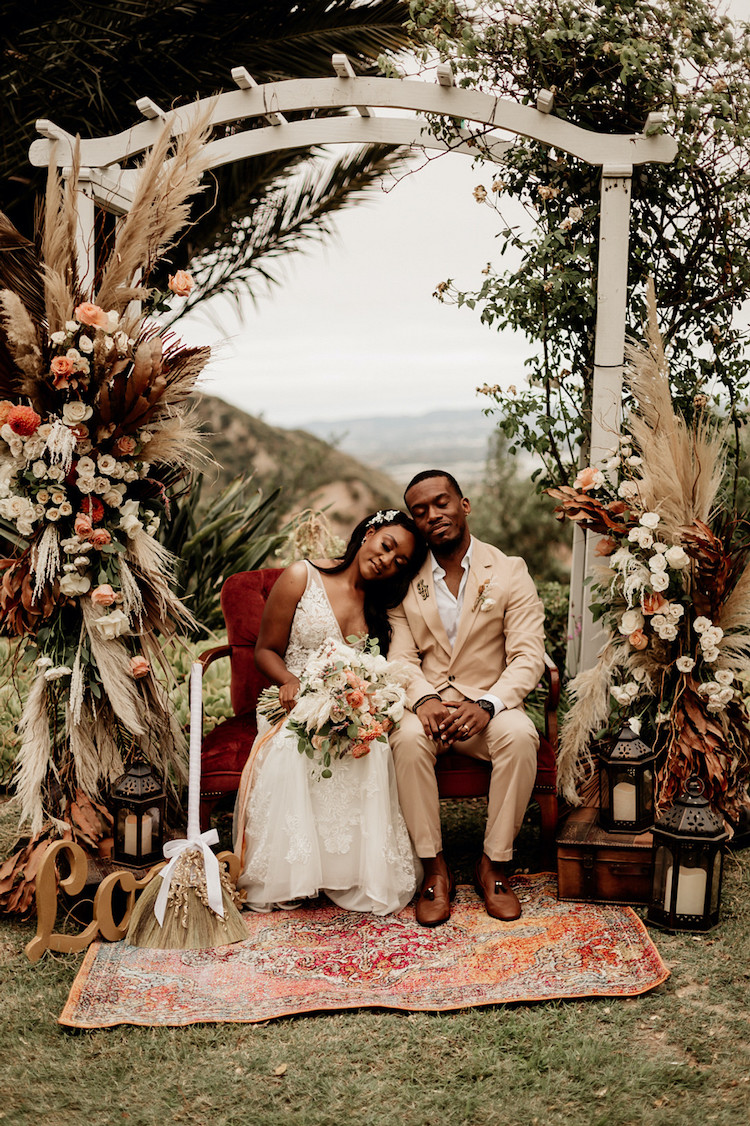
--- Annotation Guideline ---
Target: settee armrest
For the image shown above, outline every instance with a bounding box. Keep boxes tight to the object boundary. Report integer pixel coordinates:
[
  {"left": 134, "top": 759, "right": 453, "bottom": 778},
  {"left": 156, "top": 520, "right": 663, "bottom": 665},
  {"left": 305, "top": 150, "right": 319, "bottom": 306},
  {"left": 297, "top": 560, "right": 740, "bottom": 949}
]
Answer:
[{"left": 197, "top": 643, "right": 231, "bottom": 671}]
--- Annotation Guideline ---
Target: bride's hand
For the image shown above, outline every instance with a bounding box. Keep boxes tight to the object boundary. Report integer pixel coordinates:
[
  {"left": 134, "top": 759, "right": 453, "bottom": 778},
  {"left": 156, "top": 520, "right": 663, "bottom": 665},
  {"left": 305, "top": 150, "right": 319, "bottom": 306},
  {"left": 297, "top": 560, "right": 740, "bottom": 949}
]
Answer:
[{"left": 279, "top": 676, "right": 300, "bottom": 712}]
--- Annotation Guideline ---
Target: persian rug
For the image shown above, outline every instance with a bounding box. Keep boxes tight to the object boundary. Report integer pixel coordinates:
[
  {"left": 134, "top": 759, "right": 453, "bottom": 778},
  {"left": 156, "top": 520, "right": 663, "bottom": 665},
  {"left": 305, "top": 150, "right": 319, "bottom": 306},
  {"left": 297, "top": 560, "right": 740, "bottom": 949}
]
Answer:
[{"left": 59, "top": 874, "right": 669, "bottom": 1028}]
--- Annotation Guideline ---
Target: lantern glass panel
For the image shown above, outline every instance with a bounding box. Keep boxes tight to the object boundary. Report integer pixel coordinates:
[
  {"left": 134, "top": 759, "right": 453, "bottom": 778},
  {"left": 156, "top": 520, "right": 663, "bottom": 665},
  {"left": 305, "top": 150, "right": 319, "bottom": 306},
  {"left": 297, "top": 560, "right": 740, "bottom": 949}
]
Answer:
[
  {"left": 653, "top": 843, "right": 673, "bottom": 908},
  {"left": 710, "top": 851, "right": 722, "bottom": 913},
  {"left": 667, "top": 844, "right": 709, "bottom": 917},
  {"left": 642, "top": 769, "right": 654, "bottom": 816}
]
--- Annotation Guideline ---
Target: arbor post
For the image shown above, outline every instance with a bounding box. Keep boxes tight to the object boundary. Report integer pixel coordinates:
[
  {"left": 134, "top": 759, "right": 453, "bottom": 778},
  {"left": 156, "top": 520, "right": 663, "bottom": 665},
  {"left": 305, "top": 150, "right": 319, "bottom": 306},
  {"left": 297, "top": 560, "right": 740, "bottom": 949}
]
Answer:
[{"left": 567, "top": 165, "right": 632, "bottom": 675}]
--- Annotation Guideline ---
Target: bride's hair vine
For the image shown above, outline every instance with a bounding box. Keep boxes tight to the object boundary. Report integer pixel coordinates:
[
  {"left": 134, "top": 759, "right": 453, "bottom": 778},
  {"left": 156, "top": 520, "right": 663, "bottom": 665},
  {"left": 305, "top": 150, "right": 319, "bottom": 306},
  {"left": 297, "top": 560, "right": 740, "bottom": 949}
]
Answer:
[{"left": 366, "top": 509, "right": 400, "bottom": 529}]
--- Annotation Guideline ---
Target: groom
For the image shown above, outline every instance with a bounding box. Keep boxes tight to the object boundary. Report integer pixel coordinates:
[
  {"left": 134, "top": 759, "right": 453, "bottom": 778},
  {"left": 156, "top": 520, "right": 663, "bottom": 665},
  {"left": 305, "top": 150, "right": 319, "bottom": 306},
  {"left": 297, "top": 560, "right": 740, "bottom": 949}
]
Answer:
[{"left": 388, "top": 470, "right": 545, "bottom": 926}]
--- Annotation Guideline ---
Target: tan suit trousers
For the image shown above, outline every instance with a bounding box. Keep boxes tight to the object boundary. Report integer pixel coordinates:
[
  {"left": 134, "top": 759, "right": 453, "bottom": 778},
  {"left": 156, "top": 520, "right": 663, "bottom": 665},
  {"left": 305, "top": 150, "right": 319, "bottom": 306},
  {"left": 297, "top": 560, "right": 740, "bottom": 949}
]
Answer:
[{"left": 389, "top": 705, "right": 538, "bottom": 863}]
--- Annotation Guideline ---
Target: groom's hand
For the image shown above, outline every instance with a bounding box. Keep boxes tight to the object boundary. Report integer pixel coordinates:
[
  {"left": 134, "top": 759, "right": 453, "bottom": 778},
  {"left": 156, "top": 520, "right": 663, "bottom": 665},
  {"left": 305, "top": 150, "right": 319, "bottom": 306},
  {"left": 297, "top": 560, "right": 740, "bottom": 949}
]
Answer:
[
  {"left": 415, "top": 697, "right": 451, "bottom": 741},
  {"left": 439, "top": 701, "right": 492, "bottom": 744}
]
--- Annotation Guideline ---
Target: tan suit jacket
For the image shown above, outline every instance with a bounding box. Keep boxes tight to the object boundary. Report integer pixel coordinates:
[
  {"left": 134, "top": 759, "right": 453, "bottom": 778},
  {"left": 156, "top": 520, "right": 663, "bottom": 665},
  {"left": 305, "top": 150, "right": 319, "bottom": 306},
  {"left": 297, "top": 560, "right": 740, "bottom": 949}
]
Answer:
[{"left": 388, "top": 539, "right": 545, "bottom": 711}]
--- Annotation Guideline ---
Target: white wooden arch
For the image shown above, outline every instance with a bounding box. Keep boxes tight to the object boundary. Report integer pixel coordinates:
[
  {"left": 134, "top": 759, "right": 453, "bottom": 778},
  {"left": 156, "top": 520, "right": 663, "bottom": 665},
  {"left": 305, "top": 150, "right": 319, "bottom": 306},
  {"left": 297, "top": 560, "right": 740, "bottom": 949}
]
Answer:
[{"left": 29, "top": 57, "right": 678, "bottom": 674}]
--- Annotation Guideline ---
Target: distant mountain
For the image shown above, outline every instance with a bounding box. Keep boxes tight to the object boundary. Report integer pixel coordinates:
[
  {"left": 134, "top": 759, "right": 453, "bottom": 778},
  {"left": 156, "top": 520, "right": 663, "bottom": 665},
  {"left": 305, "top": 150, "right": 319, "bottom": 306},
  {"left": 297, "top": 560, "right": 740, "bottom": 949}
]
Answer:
[
  {"left": 300, "top": 409, "right": 498, "bottom": 488},
  {"left": 193, "top": 395, "right": 401, "bottom": 536}
]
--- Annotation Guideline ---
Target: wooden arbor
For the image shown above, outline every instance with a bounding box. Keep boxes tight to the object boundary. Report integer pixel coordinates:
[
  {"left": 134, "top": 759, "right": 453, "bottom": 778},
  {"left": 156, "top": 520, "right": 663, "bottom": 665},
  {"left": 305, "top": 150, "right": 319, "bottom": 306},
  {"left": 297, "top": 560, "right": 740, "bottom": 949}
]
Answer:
[{"left": 28, "top": 57, "right": 677, "bottom": 673}]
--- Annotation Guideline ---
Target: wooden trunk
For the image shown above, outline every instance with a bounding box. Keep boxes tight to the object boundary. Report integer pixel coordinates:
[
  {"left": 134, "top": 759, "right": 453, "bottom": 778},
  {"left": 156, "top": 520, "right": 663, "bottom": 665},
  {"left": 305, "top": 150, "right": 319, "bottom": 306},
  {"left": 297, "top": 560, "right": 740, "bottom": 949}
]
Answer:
[{"left": 556, "top": 806, "right": 654, "bottom": 905}]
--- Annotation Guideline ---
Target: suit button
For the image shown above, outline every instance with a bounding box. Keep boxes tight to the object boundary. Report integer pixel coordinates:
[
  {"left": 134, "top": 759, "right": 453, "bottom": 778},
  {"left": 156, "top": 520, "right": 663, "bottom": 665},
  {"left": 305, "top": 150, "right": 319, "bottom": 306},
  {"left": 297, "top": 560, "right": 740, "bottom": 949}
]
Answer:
[{"left": 448, "top": 675, "right": 455, "bottom": 682}]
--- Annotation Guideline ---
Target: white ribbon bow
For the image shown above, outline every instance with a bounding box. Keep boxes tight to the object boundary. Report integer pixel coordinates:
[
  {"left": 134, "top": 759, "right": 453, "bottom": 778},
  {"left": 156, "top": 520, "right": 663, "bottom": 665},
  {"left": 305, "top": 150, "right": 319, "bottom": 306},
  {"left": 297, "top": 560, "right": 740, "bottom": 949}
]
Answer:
[{"left": 153, "top": 828, "right": 224, "bottom": 925}]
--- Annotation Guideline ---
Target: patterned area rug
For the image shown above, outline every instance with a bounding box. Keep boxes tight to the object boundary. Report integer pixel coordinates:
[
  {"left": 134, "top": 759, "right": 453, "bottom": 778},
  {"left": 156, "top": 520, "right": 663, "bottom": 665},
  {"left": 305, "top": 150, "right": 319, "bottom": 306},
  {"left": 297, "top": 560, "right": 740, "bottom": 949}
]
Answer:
[{"left": 60, "top": 875, "right": 668, "bottom": 1028}]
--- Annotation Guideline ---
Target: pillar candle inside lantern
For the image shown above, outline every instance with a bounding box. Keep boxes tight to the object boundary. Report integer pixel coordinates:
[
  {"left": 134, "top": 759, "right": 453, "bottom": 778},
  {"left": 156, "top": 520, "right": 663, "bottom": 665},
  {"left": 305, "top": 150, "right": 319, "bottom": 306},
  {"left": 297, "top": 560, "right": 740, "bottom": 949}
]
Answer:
[
  {"left": 664, "top": 863, "right": 707, "bottom": 915},
  {"left": 124, "top": 813, "right": 138, "bottom": 854},
  {"left": 612, "top": 780, "right": 636, "bottom": 822}
]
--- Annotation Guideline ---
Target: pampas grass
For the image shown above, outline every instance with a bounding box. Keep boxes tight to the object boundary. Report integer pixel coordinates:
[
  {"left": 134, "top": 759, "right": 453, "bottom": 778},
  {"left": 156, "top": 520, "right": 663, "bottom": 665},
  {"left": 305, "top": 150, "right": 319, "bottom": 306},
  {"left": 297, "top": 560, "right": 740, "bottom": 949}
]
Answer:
[
  {"left": 96, "top": 106, "right": 215, "bottom": 312},
  {"left": 14, "top": 670, "right": 51, "bottom": 835},
  {"left": 557, "top": 643, "right": 626, "bottom": 805}
]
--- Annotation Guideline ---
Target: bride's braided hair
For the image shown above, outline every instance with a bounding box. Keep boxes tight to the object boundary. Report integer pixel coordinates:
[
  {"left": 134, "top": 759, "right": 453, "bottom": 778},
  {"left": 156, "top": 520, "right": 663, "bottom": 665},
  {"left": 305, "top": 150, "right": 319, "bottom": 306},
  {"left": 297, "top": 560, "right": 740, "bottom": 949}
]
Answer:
[{"left": 314, "top": 510, "right": 426, "bottom": 655}]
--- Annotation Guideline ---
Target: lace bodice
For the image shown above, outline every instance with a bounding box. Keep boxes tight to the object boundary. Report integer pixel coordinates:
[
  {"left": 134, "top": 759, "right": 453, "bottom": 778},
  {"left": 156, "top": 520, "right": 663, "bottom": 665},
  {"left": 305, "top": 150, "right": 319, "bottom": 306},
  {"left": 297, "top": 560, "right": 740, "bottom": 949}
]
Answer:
[{"left": 283, "top": 562, "right": 343, "bottom": 676}]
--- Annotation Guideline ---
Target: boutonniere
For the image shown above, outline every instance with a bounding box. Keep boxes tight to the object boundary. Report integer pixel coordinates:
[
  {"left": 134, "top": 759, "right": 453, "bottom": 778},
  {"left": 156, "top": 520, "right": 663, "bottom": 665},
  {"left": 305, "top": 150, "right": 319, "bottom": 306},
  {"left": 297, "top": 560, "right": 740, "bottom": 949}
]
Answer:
[
  {"left": 416, "top": 579, "right": 430, "bottom": 601},
  {"left": 472, "top": 579, "right": 496, "bottom": 613}
]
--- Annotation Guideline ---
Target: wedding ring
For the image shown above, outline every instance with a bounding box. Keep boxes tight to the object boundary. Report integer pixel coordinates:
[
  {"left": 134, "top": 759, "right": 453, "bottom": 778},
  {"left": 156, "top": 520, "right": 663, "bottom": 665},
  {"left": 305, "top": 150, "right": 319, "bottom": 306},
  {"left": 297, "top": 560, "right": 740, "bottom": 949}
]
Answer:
[{"left": 461, "top": 724, "right": 469, "bottom": 733}]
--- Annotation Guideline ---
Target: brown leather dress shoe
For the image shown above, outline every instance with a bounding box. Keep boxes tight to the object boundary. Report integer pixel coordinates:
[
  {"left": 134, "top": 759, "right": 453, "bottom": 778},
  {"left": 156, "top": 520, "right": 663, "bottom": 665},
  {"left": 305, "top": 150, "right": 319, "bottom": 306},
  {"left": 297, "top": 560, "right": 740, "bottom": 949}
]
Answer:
[
  {"left": 416, "top": 854, "right": 455, "bottom": 927},
  {"left": 474, "top": 854, "right": 521, "bottom": 921}
]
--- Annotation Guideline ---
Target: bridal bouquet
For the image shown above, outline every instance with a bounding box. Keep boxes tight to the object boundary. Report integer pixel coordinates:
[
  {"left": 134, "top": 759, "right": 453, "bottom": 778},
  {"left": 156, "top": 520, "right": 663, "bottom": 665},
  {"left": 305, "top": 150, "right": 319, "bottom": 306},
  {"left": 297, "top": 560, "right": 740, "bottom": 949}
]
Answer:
[{"left": 258, "top": 637, "right": 409, "bottom": 777}]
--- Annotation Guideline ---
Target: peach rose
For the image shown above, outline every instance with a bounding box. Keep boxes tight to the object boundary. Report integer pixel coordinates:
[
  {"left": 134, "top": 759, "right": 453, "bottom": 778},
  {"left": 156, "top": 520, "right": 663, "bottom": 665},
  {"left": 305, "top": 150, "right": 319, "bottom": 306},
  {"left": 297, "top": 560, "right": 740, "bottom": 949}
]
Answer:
[
  {"left": 91, "top": 583, "right": 117, "bottom": 606},
  {"left": 360, "top": 721, "right": 384, "bottom": 742},
  {"left": 573, "top": 465, "right": 604, "bottom": 492},
  {"left": 628, "top": 629, "right": 649, "bottom": 650},
  {"left": 594, "top": 536, "right": 618, "bottom": 557},
  {"left": 0, "top": 400, "right": 14, "bottom": 426},
  {"left": 350, "top": 743, "right": 371, "bottom": 759},
  {"left": 642, "top": 591, "right": 668, "bottom": 616},
  {"left": 115, "top": 435, "right": 136, "bottom": 456},
  {"left": 129, "top": 655, "right": 150, "bottom": 679},
  {"left": 90, "top": 528, "right": 112, "bottom": 548},
  {"left": 50, "top": 356, "right": 74, "bottom": 389},
  {"left": 7, "top": 405, "right": 41, "bottom": 436},
  {"left": 168, "top": 270, "right": 194, "bottom": 297},
  {"left": 346, "top": 690, "right": 366, "bottom": 709},
  {"left": 74, "top": 513, "right": 94, "bottom": 538},
  {"left": 74, "top": 302, "right": 109, "bottom": 328}
]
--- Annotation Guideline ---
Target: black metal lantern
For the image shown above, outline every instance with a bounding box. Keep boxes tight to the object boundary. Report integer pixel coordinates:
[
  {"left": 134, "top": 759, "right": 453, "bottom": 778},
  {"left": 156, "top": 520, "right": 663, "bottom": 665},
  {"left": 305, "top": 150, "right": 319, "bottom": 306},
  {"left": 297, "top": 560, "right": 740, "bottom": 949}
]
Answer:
[
  {"left": 111, "top": 760, "right": 166, "bottom": 867},
  {"left": 598, "top": 724, "right": 657, "bottom": 833},
  {"left": 647, "top": 776, "right": 729, "bottom": 933}
]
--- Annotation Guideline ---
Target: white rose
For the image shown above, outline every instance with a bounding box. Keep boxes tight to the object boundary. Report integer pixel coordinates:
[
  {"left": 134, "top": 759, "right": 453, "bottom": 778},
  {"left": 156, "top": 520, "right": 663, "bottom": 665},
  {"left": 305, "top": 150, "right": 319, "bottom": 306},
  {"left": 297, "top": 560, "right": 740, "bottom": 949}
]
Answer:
[
  {"left": 94, "top": 608, "right": 129, "bottom": 640},
  {"left": 114, "top": 331, "right": 130, "bottom": 355},
  {"left": 627, "top": 716, "right": 642, "bottom": 735},
  {"left": 45, "top": 507, "right": 61, "bottom": 522},
  {"left": 693, "top": 616, "right": 712, "bottom": 634},
  {"left": 46, "top": 463, "right": 64, "bottom": 482},
  {"left": 17, "top": 518, "right": 35, "bottom": 536},
  {"left": 651, "top": 572, "right": 670, "bottom": 591},
  {"left": 698, "top": 681, "right": 721, "bottom": 695},
  {"left": 639, "top": 511, "right": 660, "bottom": 529},
  {"left": 659, "top": 624, "right": 679, "bottom": 641},
  {"left": 51, "top": 490, "right": 65, "bottom": 504},
  {"left": 105, "top": 310, "right": 120, "bottom": 332},
  {"left": 93, "top": 476, "right": 110, "bottom": 494},
  {"left": 97, "top": 454, "right": 118, "bottom": 475},
  {"left": 617, "top": 482, "right": 639, "bottom": 500},
  {"left": 666, "top": 602, "right": 685, "bottom": 622},
  {"left": 627, "top": 455, "right": 643, "bottom": 466},
  {"left": 611, "top": 686, "right": 632, "bottom": 706},
  {"left": 77, "top": 456, "right": 96, "bottom": 475},
  {"left": 32, "top": 460, "right": 47, "bottom": 479},
  {"left": 701, "top": 626, "right": 724, "bottom": 647},
  {"left": 103, "top": 489, "right": 124, "bottom": 508},
  {"left": 480, "top": 597, "right": 496, "bottom": 612},
  {"left": 139, "top": 431, "right": 152, "bottom": 444},
  {"left": 652, "top": 542, "right": 668, "bottom": 554},
  {"left": 649, "top": 554, "right": 667, "bottom": 572},
  {"left": 676, "top": 656, "right": 695, "bottom": 673},
  {"left": 120, "top": 513, "right": 143, "bottom": 538},
  {"left": 44, "top": 665, "right": 72, "bottom": 682},
  {"left": 77, "top": 476, "right": 95, "bottom": 494},
  {"left": 62, "top": 402, "right": 93, "bottom": 425},
  {"left": 59, "top": 572, "right": 91, "bottom": 596},
  {"left": 715, "top": 670, "right": 734, "bottom": 686},
  {"left": 703, "top": 647, "right": 720, "bottom": 663},
  {"left": 59, "top": 502, "right": 72, "bottom": 516},
  {"left": 78, "top": 335, "right": 94, "bottom": 354},
  {"left": 619, "top": 609, "right": 644, "bottom": 635},
  {"left": 65, "top": 320, "right": 78, "bottom": 333},
  {"left": 50, "top": 331, "right": 66, "bottom": 345},
  {"left": 664, "top": 545, "right": 690, "bottom": 569},
  {"left": 123, "top": 469, "right": 139, "bottom": 483},
  {"left": 716, "top": 687, "right": 734, "bottom": 704}
]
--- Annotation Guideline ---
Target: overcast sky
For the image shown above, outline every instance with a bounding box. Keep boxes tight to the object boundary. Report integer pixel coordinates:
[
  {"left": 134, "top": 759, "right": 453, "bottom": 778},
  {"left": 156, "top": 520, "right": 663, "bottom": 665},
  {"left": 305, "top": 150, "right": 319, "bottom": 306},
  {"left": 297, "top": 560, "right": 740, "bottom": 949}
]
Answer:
[{"left": 179, "top": 0, "right": 750, "bottom": 430}]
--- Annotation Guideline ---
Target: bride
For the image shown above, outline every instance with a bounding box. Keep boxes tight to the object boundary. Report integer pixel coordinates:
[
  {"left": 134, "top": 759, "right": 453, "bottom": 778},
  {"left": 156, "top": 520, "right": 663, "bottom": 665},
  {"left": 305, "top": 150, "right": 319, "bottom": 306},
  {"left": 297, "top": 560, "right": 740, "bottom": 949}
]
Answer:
[{"left": 233, "top": 510, "right": 426, "bottom": 915}]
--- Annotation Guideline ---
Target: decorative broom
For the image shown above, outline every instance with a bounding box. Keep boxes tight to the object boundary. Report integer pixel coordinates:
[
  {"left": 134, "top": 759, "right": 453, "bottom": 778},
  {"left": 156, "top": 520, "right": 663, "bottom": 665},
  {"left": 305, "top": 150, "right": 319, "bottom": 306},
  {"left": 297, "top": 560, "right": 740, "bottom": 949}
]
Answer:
[{"left": 126, "top": 662, "right": 247, "bottom": 949}]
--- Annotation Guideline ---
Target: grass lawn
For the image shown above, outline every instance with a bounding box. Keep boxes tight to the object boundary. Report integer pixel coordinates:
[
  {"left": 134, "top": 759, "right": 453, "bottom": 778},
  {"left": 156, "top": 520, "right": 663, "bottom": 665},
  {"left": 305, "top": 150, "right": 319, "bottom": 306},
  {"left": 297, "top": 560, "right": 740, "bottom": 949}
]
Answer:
[{"left": 0, "top": 795, "right": 748, "bottom": 1126}]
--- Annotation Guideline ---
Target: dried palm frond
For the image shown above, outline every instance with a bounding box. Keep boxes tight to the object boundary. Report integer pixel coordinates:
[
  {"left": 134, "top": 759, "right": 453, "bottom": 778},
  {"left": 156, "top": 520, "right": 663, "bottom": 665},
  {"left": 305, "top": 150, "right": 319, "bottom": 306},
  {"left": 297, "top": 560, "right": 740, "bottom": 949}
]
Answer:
[
  {"left": 0, "top": 212, "right": 45, "bottom": 325},
  {"left": 96, "top": 107, "right": 215, "bottom": 312}
]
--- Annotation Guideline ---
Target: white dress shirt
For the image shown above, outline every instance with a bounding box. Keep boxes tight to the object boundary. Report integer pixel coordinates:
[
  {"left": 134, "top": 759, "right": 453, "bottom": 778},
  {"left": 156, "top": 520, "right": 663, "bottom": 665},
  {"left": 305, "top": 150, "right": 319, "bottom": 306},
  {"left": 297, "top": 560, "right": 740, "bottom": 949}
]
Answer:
[{"left": 430, "top": 538, "right": 505, "bottom": 715}]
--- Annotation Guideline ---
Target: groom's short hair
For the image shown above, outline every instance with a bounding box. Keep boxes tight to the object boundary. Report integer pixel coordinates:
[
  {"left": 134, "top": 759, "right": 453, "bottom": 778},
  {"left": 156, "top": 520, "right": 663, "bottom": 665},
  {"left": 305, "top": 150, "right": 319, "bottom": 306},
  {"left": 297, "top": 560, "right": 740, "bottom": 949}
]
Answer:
[{"left": 404, "top": 469, "right": 464, "bottom": 501}]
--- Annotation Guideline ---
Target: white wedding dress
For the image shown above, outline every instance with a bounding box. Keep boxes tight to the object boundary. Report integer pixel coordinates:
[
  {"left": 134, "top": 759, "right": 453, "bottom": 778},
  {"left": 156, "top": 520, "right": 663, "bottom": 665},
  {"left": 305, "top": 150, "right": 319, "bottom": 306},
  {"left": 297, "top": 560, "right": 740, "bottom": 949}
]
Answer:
[{"left": 234, "top": 562, "right": 419, "bottom": 915}]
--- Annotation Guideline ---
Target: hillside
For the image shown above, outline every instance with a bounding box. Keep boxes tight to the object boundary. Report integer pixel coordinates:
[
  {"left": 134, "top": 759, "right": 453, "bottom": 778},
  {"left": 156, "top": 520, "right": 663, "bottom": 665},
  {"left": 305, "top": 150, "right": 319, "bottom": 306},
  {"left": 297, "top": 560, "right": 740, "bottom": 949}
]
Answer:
[{"left": 193, "top": 394, "right": 401, "bottom": 536}]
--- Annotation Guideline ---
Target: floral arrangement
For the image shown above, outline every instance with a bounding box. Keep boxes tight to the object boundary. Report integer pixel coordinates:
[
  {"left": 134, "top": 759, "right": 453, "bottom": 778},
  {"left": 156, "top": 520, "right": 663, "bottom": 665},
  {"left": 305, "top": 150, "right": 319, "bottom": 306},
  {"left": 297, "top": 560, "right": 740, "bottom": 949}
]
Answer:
[
  {"left": 257, "top": 636, "right": 409, "bottom": 778},
  {"left": 551, "top": 292, "right": 750, "bottom": 826},
  {"left": 0, "top": 110, "right": 215, "bottom": 907}
]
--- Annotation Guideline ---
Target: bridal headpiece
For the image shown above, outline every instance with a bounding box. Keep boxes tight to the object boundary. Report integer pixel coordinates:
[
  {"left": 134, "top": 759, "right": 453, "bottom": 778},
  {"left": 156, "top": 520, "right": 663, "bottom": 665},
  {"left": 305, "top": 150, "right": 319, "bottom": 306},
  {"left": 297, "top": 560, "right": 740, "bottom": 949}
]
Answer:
[{"left": 367, "top": 509, "right": 400, "bottom": 528}]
